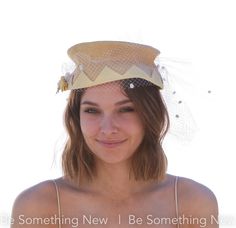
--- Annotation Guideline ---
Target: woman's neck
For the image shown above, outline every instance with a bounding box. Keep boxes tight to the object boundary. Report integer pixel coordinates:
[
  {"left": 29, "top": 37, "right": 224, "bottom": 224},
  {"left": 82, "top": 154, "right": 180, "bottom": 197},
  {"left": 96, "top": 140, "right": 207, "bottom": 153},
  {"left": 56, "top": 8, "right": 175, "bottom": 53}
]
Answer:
[{"left": 80, "top": 160, "right": 157, "bottom": 200}]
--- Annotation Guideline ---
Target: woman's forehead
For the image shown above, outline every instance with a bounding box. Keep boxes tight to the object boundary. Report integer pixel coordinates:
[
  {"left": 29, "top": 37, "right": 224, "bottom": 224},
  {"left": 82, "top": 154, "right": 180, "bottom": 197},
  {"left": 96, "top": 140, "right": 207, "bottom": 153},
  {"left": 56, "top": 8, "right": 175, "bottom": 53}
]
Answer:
[{"left": 81, "top": 81, "right": 127, "bottom": 101}]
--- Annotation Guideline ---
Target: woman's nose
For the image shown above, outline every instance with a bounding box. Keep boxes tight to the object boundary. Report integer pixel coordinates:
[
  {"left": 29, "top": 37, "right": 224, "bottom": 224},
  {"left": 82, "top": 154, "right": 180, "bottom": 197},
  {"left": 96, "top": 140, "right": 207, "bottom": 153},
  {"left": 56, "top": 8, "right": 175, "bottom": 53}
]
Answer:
[{"left": 100, "top": 115, "right": 118, "bottom": 135}]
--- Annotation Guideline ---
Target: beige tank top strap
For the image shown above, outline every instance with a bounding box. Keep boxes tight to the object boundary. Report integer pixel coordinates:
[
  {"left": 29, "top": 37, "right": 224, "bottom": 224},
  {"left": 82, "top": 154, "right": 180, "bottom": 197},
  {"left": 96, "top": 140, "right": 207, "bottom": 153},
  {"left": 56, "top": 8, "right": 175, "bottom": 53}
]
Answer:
[
  {"left": 52, "top": 179, "right": 62, "bottom": 228},
  {"left": 174, "top": 176, "right": 180, "bottom": 228}
]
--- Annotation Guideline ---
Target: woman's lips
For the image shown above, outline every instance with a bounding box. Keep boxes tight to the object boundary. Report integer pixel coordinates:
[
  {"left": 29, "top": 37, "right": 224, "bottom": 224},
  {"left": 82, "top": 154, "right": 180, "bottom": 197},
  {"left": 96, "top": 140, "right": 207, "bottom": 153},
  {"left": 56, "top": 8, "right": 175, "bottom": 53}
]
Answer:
[{"left": 96, "top": 139, "right": 127, "bottom": 148}]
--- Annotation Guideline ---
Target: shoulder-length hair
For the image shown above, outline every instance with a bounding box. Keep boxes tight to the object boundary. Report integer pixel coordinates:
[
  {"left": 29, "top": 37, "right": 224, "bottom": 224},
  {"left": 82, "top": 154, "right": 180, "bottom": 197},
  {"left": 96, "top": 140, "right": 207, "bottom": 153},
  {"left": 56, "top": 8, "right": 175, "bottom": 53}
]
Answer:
[{"left": 62, "top": 79, "right": 170, "bottom": 183}]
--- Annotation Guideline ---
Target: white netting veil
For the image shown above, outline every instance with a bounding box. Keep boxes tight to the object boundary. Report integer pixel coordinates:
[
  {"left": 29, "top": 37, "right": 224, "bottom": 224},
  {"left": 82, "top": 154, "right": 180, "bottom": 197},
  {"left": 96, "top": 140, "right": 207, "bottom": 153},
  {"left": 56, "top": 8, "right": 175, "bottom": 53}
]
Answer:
[{"left": 57, "top": 41, "right": 200, "bottom": 143}]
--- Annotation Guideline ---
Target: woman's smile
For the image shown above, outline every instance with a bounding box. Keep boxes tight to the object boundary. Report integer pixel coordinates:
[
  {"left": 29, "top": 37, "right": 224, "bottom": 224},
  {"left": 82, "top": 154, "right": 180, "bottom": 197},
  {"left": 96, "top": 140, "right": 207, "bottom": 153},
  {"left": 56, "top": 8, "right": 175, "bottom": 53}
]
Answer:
[{"left": 96, "top": 139, "right": 127, "bottom": 148}]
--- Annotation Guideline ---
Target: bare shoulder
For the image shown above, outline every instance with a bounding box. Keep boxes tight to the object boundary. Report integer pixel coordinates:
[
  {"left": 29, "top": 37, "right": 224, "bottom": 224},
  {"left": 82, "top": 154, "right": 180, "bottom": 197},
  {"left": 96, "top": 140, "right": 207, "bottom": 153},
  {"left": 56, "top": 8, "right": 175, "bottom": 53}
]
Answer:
[
  {"left": 177, "top": 176, "right": 219, "bottom": 227},
  {"left": 177, "top": 176, "right": 218, "bottom": 210},
  {"left": 11, "top": 179, "right": 59, "bottom": 227}
]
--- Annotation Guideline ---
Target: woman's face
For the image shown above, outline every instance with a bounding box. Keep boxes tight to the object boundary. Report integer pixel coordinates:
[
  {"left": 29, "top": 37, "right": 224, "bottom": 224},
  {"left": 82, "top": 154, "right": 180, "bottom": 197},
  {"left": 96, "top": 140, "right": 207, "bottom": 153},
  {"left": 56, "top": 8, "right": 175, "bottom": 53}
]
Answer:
[{"left": 80, "top": 82, "right": 144, "bottom": 164}]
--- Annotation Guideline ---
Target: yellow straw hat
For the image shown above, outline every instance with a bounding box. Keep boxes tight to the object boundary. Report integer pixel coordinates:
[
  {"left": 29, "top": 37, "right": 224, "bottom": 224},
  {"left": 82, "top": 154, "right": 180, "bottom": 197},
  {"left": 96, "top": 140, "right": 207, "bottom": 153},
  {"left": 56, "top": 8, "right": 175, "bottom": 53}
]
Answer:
[{"left": 57, "top": 41, "right": 163, "bottom": 92}]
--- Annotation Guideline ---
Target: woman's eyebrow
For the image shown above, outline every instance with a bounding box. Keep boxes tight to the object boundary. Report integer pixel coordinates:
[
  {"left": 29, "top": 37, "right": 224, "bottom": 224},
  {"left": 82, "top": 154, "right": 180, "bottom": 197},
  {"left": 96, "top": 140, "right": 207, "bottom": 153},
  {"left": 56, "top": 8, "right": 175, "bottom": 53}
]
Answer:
[
  {"left": 115, "top": 99, "right": 132, "bottom": 106},
  {"left": 81, "top": 99, "right": 132, "bottom": 106},
  {"left": 81, "top": 101, "right": 98, "bottom": 106}
]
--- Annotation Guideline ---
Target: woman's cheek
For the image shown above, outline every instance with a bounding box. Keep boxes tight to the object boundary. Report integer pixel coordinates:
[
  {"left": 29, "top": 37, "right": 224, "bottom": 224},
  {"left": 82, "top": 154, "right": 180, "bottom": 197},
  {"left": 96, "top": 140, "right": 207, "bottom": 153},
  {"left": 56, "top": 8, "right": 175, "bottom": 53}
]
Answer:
[{"left": 80, "top": 117, "right": 100, "bottom": 135}]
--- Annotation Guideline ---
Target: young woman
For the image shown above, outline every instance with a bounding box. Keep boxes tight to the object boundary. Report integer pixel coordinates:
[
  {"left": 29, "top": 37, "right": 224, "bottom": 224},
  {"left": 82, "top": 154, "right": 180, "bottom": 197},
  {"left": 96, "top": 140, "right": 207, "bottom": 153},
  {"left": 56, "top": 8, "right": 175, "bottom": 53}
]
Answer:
[{"left": 11, "top": 41, "right": 218, "bottom": 228}]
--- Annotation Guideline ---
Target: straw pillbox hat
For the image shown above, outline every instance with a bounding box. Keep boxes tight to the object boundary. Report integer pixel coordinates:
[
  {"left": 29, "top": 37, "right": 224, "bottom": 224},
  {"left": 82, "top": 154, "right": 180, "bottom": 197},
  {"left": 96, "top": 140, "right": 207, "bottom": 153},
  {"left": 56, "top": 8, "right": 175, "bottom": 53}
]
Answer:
[{"left": 57, "top": 41, "right": 164, "bottom": 92}]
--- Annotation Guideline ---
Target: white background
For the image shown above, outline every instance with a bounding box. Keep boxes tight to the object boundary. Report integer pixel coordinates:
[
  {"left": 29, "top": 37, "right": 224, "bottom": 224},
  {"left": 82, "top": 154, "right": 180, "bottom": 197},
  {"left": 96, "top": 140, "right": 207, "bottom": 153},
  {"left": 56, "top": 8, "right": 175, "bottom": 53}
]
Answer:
[{"left": 0, "top": 0, "right": 235, "bottom": 227}]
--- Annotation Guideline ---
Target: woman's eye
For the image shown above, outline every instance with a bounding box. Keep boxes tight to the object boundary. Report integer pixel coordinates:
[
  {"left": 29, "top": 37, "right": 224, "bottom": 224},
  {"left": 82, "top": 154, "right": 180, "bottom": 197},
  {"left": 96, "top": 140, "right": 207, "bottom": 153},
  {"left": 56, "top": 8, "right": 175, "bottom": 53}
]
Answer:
[
  {"left": 83, "top": 107, "right": 134, "bottom": 114},
  {"left": 119, "top": 107, "right": 135, "bottom": 113},
  {"left": 84, "top": 108, "right": 99, "bottom": 114}
]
